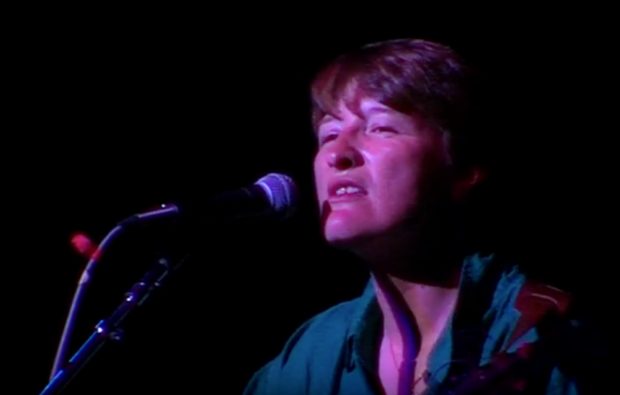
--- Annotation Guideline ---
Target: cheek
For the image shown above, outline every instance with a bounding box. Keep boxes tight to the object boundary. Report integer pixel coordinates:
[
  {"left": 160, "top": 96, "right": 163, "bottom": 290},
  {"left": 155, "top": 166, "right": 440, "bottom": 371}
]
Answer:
[
  {"left": 373, "top": 147, "right": 422, "bottom": 186},
  {"left": 313, "top": 150, "right": 323, "bottom": 171},
  {"left": 313, "top": 155, "right": 326, "bottom": 197},
  {"left": 371, "top": 148, "right": 428, "bottom": 206}
]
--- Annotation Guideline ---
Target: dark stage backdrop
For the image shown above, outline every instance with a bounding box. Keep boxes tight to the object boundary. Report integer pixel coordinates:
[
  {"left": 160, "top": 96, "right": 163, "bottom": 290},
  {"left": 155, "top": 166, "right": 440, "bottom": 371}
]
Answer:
[{"left": 8, "top": 14, "right": 614, "bottom": 395}]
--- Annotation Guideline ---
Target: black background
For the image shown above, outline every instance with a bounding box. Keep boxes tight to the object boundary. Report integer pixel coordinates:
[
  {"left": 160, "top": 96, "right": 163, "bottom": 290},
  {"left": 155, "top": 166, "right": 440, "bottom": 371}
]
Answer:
[{"left": 7, "top": 9, "right": 615, "bottom": 394}]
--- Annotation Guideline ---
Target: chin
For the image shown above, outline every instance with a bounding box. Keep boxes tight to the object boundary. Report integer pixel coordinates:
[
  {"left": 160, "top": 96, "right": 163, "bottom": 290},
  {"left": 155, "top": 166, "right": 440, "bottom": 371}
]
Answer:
[
  {"left": 321, "top": 210, "right": 394, "bottom": 252},
  {"left": 323, "top": 225, "right": 365, "bottom": 247},
  {"left": 324, "top": 230, "right": 360, "bottom": 247},
  {"left": 323, "top": 223, "right": 379, "bottom": 253}
]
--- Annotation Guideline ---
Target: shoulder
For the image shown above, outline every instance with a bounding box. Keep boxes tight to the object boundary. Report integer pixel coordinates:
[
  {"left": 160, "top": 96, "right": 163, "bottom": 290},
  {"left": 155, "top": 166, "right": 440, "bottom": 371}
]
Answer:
[
  {"left": 243, "top": 288, "right": 375, "bottom": 395},
  {"left": 481, "top": 257, "right": 607, "bottom": 393},
  {"left": 278, "top": 295, "right": 366, "bottom": 363},
  {"left": 482, "top": 258, "right": 574, "bottom": 353}
]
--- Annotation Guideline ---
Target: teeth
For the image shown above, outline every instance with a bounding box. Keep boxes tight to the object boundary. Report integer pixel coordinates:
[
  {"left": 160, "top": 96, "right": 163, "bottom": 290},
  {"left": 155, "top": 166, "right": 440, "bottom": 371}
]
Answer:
[{"left": 336, "top": 186, "right": 362, "bottom": 195}]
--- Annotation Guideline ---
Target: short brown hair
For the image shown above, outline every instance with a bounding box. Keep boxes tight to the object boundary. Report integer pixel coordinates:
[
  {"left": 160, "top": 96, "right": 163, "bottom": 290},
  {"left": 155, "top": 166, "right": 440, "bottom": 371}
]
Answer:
[{"left": 311, "top": 38, "right": 486, "bottom": 168}]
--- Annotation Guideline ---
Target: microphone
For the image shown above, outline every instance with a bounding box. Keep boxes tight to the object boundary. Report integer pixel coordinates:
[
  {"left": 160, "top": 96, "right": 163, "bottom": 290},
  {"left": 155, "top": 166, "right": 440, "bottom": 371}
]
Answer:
[
  {"left": 119, "top": 172, "right": 298, "bottom": 227},
  {"left": 48, "top": 173, "right": 297, "bottom": 384}
]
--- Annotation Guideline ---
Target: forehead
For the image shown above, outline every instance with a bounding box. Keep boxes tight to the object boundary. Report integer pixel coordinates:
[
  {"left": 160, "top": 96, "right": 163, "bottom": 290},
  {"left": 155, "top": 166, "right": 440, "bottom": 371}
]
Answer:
[{"left": 319, "top": 96, "right": 399, "bottom": 123}]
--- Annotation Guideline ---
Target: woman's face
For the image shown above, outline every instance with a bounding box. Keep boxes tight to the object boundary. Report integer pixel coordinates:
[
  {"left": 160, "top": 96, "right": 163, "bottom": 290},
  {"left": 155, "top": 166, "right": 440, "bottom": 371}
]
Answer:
[{"left": 313, "top": 96, "right": 454, "bottom": 254}]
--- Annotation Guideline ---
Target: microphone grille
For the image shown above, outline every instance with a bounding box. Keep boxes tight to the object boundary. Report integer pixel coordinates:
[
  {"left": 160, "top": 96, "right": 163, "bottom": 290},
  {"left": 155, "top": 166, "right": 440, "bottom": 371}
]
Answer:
[{"left": 255, "top": 173, "right": 298, "bottom": 218}]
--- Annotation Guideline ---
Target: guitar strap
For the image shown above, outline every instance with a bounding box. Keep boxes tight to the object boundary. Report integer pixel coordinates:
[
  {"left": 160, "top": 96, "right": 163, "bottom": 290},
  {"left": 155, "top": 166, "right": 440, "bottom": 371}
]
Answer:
[
  {"left": 442, "top": 280, "right": 574, "bottom": 394},
  {"left": 509, "top": 280, "right": 572, "bottom": 347}
]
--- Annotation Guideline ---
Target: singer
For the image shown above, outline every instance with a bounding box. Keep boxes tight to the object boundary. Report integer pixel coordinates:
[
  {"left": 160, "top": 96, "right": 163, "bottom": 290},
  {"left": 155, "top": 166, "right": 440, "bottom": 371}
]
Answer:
[{"left": 243, "top": 39, "right": 604, "bottom": 395}]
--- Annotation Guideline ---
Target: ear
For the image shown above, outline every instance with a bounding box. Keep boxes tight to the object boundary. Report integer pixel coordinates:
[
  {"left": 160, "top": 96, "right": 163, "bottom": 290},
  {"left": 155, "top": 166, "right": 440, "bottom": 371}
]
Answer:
[{"left": 451, "top": 166, "right": 487, "bottom": 201}]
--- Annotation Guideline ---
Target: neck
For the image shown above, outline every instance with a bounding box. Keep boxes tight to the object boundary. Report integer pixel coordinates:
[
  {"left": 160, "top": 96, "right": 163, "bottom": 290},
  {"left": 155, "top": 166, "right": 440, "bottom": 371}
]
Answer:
[
  {"left": 373, "top": 268, "right": 460, "bottom": 395},
  {"left": 373, "top": 270, "right": 460, "bottom": 343},
  {"left": 370, "top": 237, "right": 462, "bottom": 337},
  {"left": 388, "top": 275, "right": 459, "bottom": 337}
]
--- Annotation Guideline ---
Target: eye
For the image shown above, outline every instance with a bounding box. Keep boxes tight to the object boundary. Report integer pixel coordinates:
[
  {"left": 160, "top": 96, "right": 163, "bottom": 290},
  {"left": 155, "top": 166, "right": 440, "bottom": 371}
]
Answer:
[
  {"left": 369, "top": 125, "right": 398, "bottom": 135},
  {"left": 318, "top": 130, "right": 339, "bottom": 146}
]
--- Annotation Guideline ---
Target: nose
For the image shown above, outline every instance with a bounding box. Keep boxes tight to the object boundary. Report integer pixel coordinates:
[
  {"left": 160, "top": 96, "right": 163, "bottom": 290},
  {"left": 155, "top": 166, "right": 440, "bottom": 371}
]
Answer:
[{"left": 326, "top": 134, "right": 363, "bottom": 171}]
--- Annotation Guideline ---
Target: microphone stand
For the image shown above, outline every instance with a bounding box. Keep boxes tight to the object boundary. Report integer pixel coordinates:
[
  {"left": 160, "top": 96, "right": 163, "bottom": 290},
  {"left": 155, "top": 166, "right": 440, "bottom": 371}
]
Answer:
[
  {"left": 40, "top": 255, "right": 179, "bottom": 395},
  {"left": 48, "top": 204, "right": 181, "bottom": 379}
]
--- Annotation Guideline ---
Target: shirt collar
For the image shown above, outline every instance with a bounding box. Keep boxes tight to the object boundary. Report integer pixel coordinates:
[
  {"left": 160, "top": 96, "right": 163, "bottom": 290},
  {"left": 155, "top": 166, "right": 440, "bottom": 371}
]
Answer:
[{"left": 345, "top": 253, "right": 500, "bottom": 375}]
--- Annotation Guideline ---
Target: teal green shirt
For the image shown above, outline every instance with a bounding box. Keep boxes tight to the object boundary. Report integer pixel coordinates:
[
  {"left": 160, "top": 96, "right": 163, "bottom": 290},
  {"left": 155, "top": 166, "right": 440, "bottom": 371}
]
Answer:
[{"left": 244, "top": 254, "right": 580, "bottom": 394}]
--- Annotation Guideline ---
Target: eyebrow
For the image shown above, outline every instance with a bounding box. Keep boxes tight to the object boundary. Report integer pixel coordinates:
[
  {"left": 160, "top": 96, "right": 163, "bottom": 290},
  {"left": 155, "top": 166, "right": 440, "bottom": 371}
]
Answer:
[
  {"left": 315, "top": 104, "right": 399, "bottom": 133},
  {"left": 362, "top": 105, "right": 394, "bottom": 115},
  {"left": 316, "top": 114, "right": 338, "bottom": 130}
]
